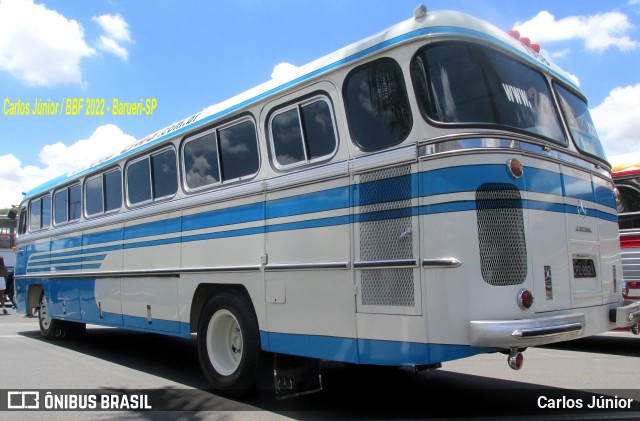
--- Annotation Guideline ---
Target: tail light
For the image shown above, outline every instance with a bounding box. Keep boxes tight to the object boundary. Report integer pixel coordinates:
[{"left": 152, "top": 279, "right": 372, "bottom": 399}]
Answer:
[
  {"left": 620, "top": 234, "right": 640, "bottom": 249},
  {"left": 517, "top": 289, "right": 534, "bottom": 309}
]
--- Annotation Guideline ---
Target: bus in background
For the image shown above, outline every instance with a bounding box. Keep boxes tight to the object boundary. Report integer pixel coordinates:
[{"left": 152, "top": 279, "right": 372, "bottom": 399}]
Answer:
[
  {"left": 613, "top": 160, "right": 640, "bottom": 333},
  {"left": 0, "top": 214, "right": 17, "bottom": 307},
  {"left": 13, "top": 4, "right": 640, "bottom": 397}
]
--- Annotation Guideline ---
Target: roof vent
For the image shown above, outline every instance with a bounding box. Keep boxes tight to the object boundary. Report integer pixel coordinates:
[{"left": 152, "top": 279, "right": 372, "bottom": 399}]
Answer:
[{"left": 414, "top": 4, "right": 428, "bottom": 20}]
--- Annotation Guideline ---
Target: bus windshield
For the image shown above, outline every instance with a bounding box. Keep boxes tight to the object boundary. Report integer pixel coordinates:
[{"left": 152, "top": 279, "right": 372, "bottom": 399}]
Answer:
[
  {"left": 412, "top": 42, "right": 565, "bottom": 144},
  {"left": 555, "top": 83, "right": 607, "bottom": 161}
]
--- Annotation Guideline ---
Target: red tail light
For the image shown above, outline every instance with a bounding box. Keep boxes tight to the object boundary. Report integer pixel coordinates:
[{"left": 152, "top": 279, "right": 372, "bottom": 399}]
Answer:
[
  {"left": 517, "top": 289, "right": 534, "bottom": 309},
  {"left": 620, "top": 234, "right": 640, "bottom": 249}
]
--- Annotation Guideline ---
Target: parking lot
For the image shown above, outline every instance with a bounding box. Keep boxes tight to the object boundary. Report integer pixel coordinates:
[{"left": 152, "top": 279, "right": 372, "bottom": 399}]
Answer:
[{"left": 1, "top": 309, "right": 639, "bottom": 419}]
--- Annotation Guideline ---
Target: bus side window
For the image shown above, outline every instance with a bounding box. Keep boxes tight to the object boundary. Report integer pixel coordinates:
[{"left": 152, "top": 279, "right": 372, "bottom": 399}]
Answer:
[
  {"left": 86, "top": 168, "right": 122, "bottom": 217},
  {"left": 343, "top": 58, "right": 412, "bottom": 151},
  {"left": 18, "top": 208, "right": 27, "bottom": 235},
  {"left": 182, "top": 118, "right": 259, "bottom": 192},
  {"left": 127, "top": 148, "right": 177, "bottom": 206},
  {"left": 29, "top": 194, "right": 51, "bottom": 232},
  {"left": 269, "top": 96, "right": 338, "bottom": 169},
  {"left": 54, "top": 183, "right": 81, "bottom": 225}
]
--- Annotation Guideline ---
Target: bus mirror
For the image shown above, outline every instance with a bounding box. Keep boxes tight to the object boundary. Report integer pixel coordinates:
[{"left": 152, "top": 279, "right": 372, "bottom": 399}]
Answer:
[{"left": 7, "top": 210, "right": 17, "bottom": 219}]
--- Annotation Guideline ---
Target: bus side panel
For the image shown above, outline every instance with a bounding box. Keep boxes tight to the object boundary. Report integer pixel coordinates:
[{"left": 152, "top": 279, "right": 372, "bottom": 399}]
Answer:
[
  {"left": 179, "top": 194, "right": 266, "bottom": 334},
  {"left": 122, "top": 211, "right": 181, "bottom": 333},
  {"left": 82, "top": 222, "right": 125, "bottom": 326},
  {"left": 47, "top": 279, "right": 81, "bottom": 321},
  {"left": 263, "top": 177, "right": 356, "bottom": 360}
]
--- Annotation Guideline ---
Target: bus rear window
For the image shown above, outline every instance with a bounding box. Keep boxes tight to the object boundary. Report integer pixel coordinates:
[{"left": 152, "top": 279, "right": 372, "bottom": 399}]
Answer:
[
  {"left": 555, "top": 84, "right": 607, "bottom": 161},
  {"left": 411, "top": 42, "right": 565, "bottom": 145},
  {"left": 344, "top": 58, "right": 412, "bottom": 151}
]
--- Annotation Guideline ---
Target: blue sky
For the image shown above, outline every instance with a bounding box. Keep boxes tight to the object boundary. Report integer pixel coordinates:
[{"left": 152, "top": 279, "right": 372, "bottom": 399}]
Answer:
[{"left": 1, "top": 0, "right": 640, "bottom": 208}]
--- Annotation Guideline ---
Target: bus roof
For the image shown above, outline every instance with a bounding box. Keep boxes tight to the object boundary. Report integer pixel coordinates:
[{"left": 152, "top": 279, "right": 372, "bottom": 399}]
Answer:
[
  {"left": 613, "top": 160, "right": 640, "bottom": 177},
  {"left": 22, "top": 6, "right": 580, "bottom": 204}
]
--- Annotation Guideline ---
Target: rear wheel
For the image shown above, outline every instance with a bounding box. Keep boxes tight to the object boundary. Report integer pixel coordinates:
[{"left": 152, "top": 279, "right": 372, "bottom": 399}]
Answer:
[{"left": 197, "top": 291, "right": 261, "bottom": 396}]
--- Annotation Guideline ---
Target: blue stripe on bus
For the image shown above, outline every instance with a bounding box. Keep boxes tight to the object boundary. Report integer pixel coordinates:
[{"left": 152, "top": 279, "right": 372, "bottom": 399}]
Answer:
[
  {"left": 562, "top": 174, "right": 594, "bottom": 201},
  {"left": 28, "top": 255, "right": 107, "bottom": 267},
  {"left": 262, "top": 331, "right": 496, "bottom": 365},
  {"left": 21, "top": 164, "right": 617, "bottom": 273},
  {"left": 183, "top": 202, "right": 264, "bottom": 231},
  {"left": 84, "top": 228, "right": 124, "bottom": 246}
]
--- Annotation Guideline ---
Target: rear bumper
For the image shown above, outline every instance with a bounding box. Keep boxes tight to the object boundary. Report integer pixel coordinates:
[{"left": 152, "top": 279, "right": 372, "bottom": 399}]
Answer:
[
  {"left": 469, "top": 301, "right": 640, "bottom": 348},
  {"left": 609, "top": 301, "right": 640, "bottom": 328}
]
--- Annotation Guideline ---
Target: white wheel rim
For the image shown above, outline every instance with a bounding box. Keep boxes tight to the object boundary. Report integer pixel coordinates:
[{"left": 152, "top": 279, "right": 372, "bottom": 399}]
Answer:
[
  {"left": 39, "top": 294, "right": 51, "bottom": 330},
  {"left": 206, "top": 309, "right": 243, "bottom": 376}
]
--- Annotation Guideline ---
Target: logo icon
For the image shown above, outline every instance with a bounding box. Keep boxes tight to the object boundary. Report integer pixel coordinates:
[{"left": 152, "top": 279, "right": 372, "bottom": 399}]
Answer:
[
  {"left": 7, "top": 391, "right": 40, "bottom": 409},
  {"left": 577, "top": 200, "right": 587, "bottom": 218}
]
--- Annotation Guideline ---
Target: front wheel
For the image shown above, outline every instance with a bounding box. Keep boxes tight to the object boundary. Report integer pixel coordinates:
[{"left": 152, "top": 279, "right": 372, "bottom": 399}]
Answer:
[
  {"left": 197, "top": 291, "right": 261, "bottom": 396},
  {"left": 38, "top": 291, "right": 62, "bottom": 339},
  {"left": 38, "top": 291, "right": 86, "bottom": 340}
]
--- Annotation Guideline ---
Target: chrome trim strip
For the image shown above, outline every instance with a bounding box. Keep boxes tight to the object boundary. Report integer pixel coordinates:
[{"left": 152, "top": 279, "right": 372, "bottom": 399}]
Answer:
[
  {"left": 353, "top": 259, "right": 419, "bottom": 269},
  {"left": 419, "top": 136, "right": 610, "bottom": 178},
  {"left": 16, "top": 265, "right": 262, "bottom": 279},
  {"left": 265, "top": 261, "right": 350, "bottom": 271},
  {"left": 511, "top": 322, "right": 583, "bottom": 339},
  {"left": 350, "top": 144, "right": 417, "bottom": 174},
  {"left": 422, "top": 258, "right": 462, "bottom": 268}
]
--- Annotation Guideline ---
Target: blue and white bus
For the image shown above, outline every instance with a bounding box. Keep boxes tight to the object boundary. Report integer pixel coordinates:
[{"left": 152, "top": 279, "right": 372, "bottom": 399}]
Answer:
[{"left": 14, "top": 4, "right": 640, "bottom": 396}]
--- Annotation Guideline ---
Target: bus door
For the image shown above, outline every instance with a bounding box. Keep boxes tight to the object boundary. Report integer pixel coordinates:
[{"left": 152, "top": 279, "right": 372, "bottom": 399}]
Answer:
[
  {"left": 352, "top": 155, "right": 424, "bottom": 363},
  {"left": 562, "top": 165, "right": 604, "bottom": 308}
]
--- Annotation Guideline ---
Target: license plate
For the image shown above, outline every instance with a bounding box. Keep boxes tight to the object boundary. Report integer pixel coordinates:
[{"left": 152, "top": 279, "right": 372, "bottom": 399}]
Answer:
[{"left": 573, "top": 258, "right": 596, "bottom": 278}]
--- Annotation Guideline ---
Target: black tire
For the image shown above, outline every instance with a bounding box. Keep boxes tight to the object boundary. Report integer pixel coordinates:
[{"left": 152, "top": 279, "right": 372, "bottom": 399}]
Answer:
[
  {"left": 197, "top": 291, "right": 261, "bottom": 397},
  {"left": 38, "top": 291, "right": 64, "bottom": 340},
  {"left": 38, "top": 291, "right": 86, "bottom": 340}
]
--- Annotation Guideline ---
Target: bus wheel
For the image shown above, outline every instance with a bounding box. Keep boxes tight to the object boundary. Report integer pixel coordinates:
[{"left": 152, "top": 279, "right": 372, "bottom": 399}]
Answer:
[
  {"left": 197, "top": 292, "right": 261, "bottom": 396},
  {"left": 38, "top": 291, "right": 64, "bottom": 340}
]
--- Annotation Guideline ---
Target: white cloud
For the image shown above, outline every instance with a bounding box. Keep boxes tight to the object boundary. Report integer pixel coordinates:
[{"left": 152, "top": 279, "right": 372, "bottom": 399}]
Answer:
[
  {"left": 514, "top": 10, "right": 638, "bottom": 52},
  {"left": 0, "top": 124, "right": 136, "bottom": 208},
  {"left": 591, "top": 84, "right": 640, "bottom": 159},
  {"left": 271, "top": 62, "right": 300, "bottom": 81},
  {"left": 0, "top": 0, "right": 95, "bottom": 86},
  {"left": 92, "top": 14, "right": 131, "bottom": 42},
  {"left": 92, "top": 13, "right": 132, "bottom": 60},
  {"left": 95, "top": 35, "right": 129, "bottom": 60}
]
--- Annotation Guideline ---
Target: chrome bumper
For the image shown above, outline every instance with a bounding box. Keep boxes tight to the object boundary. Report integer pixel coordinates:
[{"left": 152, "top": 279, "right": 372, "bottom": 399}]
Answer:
[
  {"left": 470, "top": 302, "right": 640, "bottom": 348},
  {"left": 609, "top": 301, "right": 640, "bottom": 328},
  {"left": 470, "top": 313, "right": 586, "bottom": 348}
]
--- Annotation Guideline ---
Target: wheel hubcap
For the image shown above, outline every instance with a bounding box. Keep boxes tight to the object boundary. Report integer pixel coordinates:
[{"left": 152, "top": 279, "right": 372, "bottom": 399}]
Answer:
[{"left": 206, "top": 309, "right": 243, "bottom": 376}]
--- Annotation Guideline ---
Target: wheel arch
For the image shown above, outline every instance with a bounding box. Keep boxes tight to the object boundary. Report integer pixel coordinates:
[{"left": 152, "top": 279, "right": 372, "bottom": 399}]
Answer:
[
  {"left": 189, "top": 284, "right": 256, "bottom": 334},
  {"left": 27, "top": 284, "right": 44, "bottom": 315}
]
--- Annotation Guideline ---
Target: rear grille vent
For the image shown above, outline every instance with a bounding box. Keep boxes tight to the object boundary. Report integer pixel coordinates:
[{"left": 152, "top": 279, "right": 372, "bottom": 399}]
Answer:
[{"left": 476, "top": 183, "right": 527, "bottom": 286}]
